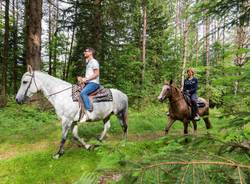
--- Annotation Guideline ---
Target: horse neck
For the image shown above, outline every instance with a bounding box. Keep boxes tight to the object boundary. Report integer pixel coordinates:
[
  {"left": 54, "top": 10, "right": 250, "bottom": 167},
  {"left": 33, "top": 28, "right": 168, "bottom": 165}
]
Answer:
[
  {"left": 169, "top": 87, "right": 185, "bottom": 107},
  {"left": 35, "top": 71, "right": 71, "bottom": 100}
]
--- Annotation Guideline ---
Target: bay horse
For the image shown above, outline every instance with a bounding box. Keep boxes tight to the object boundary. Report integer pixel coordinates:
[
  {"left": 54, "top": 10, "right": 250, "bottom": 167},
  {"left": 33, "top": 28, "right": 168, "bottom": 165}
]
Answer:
[
  {"left": 158, "top": 80, "right": 212, "bottom": 135},
  {"left": 15, "top": 66, "right": 128, "bottom": 159}
]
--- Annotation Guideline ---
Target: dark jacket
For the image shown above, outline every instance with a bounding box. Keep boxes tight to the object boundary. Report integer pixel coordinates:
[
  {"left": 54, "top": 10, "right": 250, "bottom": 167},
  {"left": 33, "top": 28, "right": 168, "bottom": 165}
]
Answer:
[{"left": 184, "top": 77, "right": 198, "bottom": 95}]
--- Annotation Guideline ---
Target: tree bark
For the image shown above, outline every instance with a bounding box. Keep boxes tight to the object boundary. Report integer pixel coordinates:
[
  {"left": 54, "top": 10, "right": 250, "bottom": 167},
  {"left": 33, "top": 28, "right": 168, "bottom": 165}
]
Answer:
[
  {"left": 52, "top": 0, "right": 59, "bottom": 76},
  {"left": 12, "top": 0, "right": 19, "bottom": 93},
  {"left": 48, "top": 0, "right": 52, "bottom": 75},
  {"left": 181, "top": 20, "right": 189, "bottom": 90},
  {"left": 141, "top": 0, "right": 147, "bottom": 85},
  {"left": 26, "top": 0, "right": 43, "bottom": 70},
  {"left": 0, "top": 0, "right": 10, "bottom": 107},
  {"left": 205, "top": 18, "right": 210, "bottom": 87},
  {"left": 65, "top": 0, "right": 78, "bottom": 80},
  {"left": 195, "top": 24, "right": 199, "bottom": 66}
]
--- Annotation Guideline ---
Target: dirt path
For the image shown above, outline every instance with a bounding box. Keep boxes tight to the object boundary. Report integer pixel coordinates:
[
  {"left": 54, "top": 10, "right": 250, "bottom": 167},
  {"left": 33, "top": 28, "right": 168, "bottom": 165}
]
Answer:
[{"left": 0, "top": 129, "right": 201, "bottom": 160}]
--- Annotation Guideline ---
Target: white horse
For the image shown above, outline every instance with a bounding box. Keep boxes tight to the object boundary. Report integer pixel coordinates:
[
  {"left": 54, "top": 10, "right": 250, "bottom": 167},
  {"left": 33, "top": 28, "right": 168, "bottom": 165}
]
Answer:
[{"left": 16, "top": 66, "right": 128, "bottom": 159}]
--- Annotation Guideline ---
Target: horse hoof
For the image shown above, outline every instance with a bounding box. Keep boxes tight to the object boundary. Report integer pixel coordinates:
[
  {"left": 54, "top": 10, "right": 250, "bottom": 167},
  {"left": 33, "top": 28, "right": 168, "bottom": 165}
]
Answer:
[
  {"left": 85, "top": 144, "right": 92, "bottom": 150},
  {"left": 96, "top": 136, "right": 103, "bottom": 142},
  {"left": 53, "top": 154, "right": 61, "bottom": 160}
]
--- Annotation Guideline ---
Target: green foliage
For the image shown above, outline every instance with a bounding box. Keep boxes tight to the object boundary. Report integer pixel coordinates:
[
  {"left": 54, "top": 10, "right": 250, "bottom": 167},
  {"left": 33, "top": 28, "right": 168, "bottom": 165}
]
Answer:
[
  {"left": 73, "top": 172, "right": 99, "bottom": 184},
  {"left": 0, "top": 102, "right": 250, "bottom": 183},
  {"left": 0, "top": 100, "right": 58, "bottom": 145},
  {"left": 194, "top": 0, "right": 250, "bottom": 26}
]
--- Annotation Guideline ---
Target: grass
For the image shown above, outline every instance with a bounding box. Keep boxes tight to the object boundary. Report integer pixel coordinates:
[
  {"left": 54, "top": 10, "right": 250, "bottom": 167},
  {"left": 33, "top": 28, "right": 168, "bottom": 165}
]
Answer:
[{"left": 0, "top": 100, "right": 249, "bottom": 183}]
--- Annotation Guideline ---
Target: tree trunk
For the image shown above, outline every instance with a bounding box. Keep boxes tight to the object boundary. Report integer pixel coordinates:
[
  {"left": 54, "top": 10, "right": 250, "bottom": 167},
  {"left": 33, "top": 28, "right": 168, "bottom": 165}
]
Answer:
[
  {"left": 26, "top": 0, "right": 43, "bottom": 70},
  {"left": 12, "top": 0, "right": 19, "bottom": 93},
  {"left": 93, "top": 0, "right": 102, "bottom": 50},
  {"left": 141, "top": 0, "right": 147, "bottom": 85},
  {"left": 205, "top": 18, "right": 210, "bottom": 87},
  {"left": 181, "top": 20, "right": 189, "bottom": 90},
  {"left": 65, "top": 0, "right": 78, "bottom": 80},
  {"left": 195, "top": 24, "right": 199, "bottom": 66},
  {"left": 52, "top": 0, "right": 59, "bottom": 76},
  {"left": 222, "top": 17, "right": 225, "bottom": 61},
  {"left": 52, "top": 31, "right": 58, "bottom": 76},
  {"left": 48, "top": 1, "right": 52, "bottom": 75},
  {"left": 233, "top": 25, "right": 248, "bottom": 95},
  {"left": 175, "top": 0, "right": 180, "bottom": 36},
  {"left": 0, "top": 0, "right": 10, "bottom": 107}
]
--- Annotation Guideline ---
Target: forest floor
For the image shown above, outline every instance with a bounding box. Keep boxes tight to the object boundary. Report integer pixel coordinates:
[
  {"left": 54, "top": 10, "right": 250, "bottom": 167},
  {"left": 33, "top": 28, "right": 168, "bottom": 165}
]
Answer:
[{"left": 0, "top": 101, "right": 249, "bottom": 184}]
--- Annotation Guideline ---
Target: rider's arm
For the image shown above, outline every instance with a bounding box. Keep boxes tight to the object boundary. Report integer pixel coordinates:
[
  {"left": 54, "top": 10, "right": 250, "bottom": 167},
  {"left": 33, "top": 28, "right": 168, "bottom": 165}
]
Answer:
[{"left": 85, "top": 69, "right": 99, "bottom": 82}]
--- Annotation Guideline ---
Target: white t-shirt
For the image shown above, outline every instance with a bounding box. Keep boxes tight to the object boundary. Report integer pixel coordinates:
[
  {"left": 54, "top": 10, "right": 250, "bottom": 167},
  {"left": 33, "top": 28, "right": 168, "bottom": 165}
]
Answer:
[{"left": 85, "top": 58, "right": 100, "bottom": 84}]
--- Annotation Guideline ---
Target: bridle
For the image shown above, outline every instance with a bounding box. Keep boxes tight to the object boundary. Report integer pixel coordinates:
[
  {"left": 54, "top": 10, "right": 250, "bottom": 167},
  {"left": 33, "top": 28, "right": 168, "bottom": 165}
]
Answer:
[
  {"left": 23, "top": 72, "right": 39, "bottom": 99},
  {"left": 164, "top": 85, "right": 183, "bottom": 104},
  {"left": 23, "top": 72, "right": 72, "bottom": 100}
]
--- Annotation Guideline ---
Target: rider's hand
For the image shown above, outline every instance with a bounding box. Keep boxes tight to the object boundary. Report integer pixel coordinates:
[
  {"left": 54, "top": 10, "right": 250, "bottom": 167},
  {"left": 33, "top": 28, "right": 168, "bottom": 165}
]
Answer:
[
  {"left": 82, "top": 78, "right": 88, "bottom": 83},
  {"left": 77, "top": 76, "right": 84, "bottom": 83}
]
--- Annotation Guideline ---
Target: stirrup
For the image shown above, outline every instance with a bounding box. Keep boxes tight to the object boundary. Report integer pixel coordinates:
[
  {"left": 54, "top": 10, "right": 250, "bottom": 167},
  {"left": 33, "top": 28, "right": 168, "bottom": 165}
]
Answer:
[
  {"left": 193, "top": 115, "right": 200, "bottom": 121},
  {"left": 79, "top": 114, "right": 88, "bottom": 123}
]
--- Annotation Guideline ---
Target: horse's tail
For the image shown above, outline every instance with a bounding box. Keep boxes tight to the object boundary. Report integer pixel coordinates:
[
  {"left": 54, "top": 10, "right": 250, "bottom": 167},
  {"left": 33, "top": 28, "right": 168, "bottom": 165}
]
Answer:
[
  {"left": 118, "top": 93, "right": 128, "bottom": 139},
  {"left": 122, "top": 95, "right": 128, "bottom": 138}
]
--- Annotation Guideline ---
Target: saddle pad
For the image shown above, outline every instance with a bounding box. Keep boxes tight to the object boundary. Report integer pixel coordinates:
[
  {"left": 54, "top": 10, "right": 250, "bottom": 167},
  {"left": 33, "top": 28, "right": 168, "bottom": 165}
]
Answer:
[
  {"left": 93, "top": 88, "right": 113, "bottom": 102},
  {"left": 72, "top": 84, "right": 113, "bottom": 102},
  {"left": 72, "top": 84, "right": 81, "bottom": 102}
]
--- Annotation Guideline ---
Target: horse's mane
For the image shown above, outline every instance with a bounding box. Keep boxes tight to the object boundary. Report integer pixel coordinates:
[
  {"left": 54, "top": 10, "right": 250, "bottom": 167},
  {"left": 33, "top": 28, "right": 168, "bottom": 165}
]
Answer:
[
  {"left": 164, "top": 81, "right": 182, "bottom": 97},
  {"left": 35, "top": 71, "right": 72, "bottom": 86}
]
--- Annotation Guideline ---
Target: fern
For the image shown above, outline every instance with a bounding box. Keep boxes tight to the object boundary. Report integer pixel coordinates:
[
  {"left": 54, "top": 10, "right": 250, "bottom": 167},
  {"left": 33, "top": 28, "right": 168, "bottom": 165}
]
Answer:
[{"left": 73, "top": 172, "right": 99, "bottom": 184}]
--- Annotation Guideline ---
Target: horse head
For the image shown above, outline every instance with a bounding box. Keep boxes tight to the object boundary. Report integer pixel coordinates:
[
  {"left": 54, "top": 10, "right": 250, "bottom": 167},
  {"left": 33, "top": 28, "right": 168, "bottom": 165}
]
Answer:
[
  {"left": 16, "top": 65, "right": 40, "bottom": 104},
  {"left": 158, "top": 80, "right": 173, "bottom": 102}
]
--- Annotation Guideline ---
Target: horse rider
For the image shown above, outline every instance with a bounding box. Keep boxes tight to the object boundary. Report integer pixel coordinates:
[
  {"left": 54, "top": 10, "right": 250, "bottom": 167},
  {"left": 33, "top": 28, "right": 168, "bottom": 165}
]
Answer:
[
  {"left": 183, "top": 68, "right": 200, "bottom": 121},
  {"left": 77, "top": 47, "right": 100, "bottom": 121}
]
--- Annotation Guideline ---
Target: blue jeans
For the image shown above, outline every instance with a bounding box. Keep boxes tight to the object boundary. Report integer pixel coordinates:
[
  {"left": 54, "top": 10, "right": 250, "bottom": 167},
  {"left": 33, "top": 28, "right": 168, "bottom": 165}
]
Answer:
[{"left": 80, "top": 82, "right": 100, "bottom": 111}]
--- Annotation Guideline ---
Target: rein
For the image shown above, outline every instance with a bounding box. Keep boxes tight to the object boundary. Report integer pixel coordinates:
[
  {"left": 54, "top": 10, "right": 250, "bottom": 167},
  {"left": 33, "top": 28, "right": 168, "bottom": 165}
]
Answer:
[
  {"left": 24, "top": 72, "right": 73, "bottom": 100},
  {"left": 170, "top": 95, "right": 183, "bottom": 104},
  {"left": 169, "top": 86, "right": 184, "bottom": 104},
  {"left": 47, "top": 86, "right": 72, "bottom": 97}
]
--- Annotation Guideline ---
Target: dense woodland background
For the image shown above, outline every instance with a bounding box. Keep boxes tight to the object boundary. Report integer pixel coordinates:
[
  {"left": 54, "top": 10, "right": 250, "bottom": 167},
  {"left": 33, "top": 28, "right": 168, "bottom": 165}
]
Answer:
[{"left": 0, "top": 0, "right": 250, "bottom": 183}]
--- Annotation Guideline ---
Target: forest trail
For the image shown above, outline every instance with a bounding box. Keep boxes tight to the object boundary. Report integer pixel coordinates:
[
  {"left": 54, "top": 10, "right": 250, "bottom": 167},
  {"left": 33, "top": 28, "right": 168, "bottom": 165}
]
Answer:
[{"left": 0, "top": 128, "right": 212, "bottom": 160}]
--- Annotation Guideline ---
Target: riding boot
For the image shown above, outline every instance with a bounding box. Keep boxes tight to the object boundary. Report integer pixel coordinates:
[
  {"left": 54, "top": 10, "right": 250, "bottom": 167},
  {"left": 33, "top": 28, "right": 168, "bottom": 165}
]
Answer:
[
  {"left": 193, "top": 103, "right": 200, "bottom": 121},
  {"left": 79, "top": 111, "right": 91, "bottom": 123}
]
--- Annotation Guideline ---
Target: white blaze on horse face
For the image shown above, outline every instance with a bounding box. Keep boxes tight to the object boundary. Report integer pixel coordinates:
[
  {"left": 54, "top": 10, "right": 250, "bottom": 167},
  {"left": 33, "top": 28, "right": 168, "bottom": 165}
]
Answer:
[{"left": 158, "top": 85, "right": 170, "bottom": 101}]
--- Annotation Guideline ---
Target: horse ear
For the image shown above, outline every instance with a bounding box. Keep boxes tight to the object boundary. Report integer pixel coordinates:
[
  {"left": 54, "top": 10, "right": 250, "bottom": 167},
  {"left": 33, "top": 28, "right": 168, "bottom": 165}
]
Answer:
[
  {"left": 170, "top": 79, "right": 173, "bottom": 85},
  {"left": 27, "top": 65, "right": 33, "bottom": 74}
]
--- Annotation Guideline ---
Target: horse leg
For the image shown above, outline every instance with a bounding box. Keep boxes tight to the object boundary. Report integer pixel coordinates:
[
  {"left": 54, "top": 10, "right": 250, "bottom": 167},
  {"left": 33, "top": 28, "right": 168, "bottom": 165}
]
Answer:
[
  {"left": 203, "top": 117, "right": 212, "bottom": 129},
  {"left": 165, "top": 117, "right": 176, "bottom": 135},
  {"left": 191, "top": 120, "right": 197, "bottom": 135},
  {"left": 183, "top": 120, "right": 189, "bottom": 135},
  {"left": 53, "top": 119, "right": 71, "bottom": 159},
  {"left": 98, "top": 117, "right": 111, "bottom": 141},
  {"left": 117, "top": 110, "right": 128, "bottom": 140},
  {"left": 72, "top": 124, "right": 91, "bottom": 149}
]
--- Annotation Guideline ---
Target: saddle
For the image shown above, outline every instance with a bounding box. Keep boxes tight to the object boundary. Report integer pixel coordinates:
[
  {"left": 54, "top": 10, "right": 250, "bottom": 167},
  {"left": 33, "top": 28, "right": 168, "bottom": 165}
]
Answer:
[
  {"left": 72, "top": 84, "right": 113, "bottom": 120},
  {"left": 72, "top": 84, "right": 113, "bottom": 103},
  {"left": 183, "top": 93, "right": 205, "bottom": 108}
]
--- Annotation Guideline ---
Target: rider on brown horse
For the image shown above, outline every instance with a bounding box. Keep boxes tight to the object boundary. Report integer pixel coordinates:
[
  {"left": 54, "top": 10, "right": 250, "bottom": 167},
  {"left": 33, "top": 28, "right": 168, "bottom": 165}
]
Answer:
[{"left": 183, "top": 68, "right": 200, "bottom": 121}]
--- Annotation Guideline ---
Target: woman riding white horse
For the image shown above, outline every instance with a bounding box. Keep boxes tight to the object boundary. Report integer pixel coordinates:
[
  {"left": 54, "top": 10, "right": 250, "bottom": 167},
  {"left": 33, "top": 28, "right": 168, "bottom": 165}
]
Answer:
[{"left": 16, "top": 66, "right": 128, "bottom": 159}]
